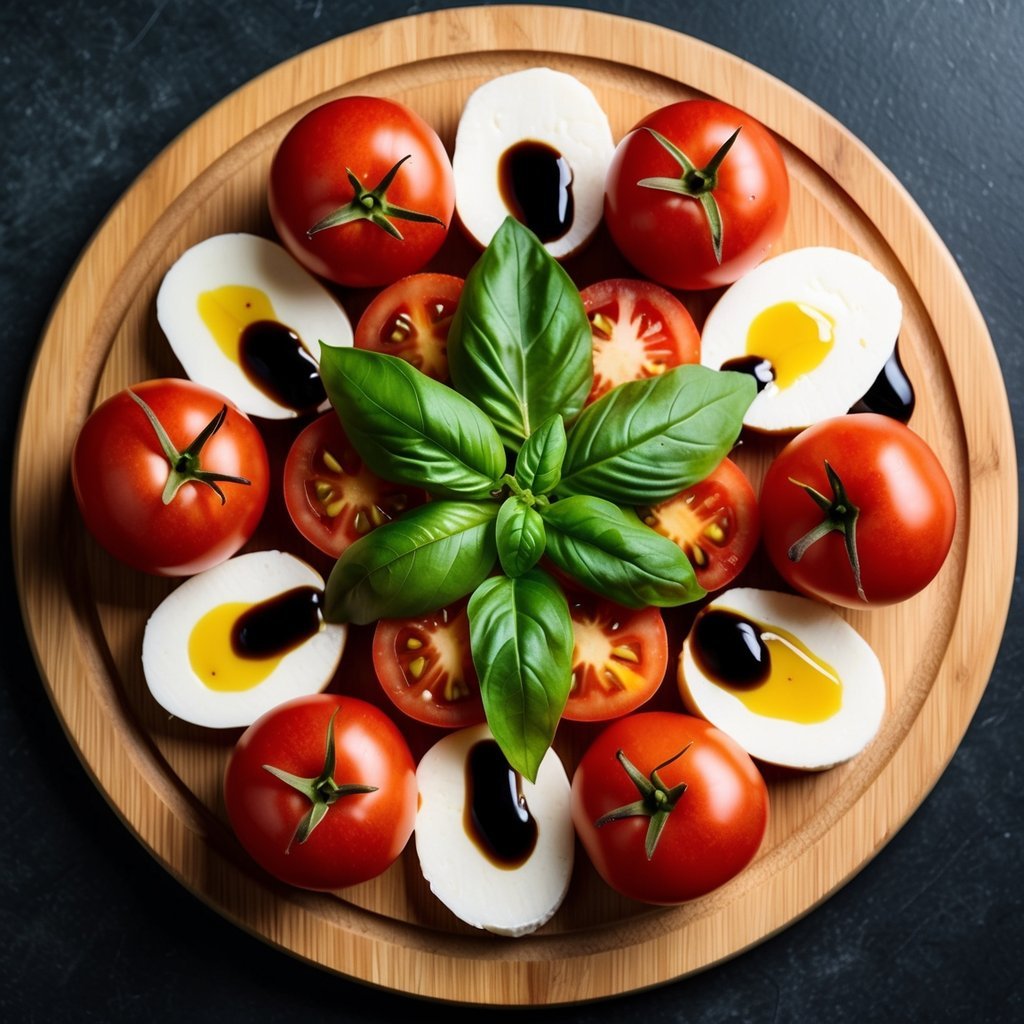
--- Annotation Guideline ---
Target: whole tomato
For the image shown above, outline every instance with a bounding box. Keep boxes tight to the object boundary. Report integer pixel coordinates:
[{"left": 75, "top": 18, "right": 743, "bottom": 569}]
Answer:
[
  {"left": 571, "top": 711, "right": 769, "bottom": 904},
  {"left": 268, "top": 96, "right": 455, "bottom": 288},
  {"left": 760, "top": 414, "right": 956, "bottom": 608},
  {"left": 604, "top": 99, "right": 789, "bottom": 290},
  {"left": 71, "top": 378, "right": 269, "bottom": 576},
  {"left": 224, "top": 694, "right": 417, "bottom": 892}
]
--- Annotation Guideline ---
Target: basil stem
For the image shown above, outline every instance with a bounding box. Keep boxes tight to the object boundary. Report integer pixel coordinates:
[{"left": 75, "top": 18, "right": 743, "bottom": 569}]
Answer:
[
  {"left": 324, "top": 500, "right": 498, "bottom": 624},
  {"left": 496, "top": 496, "right": 546, "bottom": 577},
  {"left": 541, "top": 494, "right": 704, "bottom": 608},
  {"left": 557, "top": 365, "right": 755, "bottom": 505},
  {"left": 447, "top": 217, "right": 593, "bottom": 451},
  {"left": 319, "top": 345, "right": 506, "bottom": 500},
  {"left": 467, "top": 569, "right": 574, "bottom": 783},
  {"left": 514, "top": 413, "right": 566, "bottom": 495}
]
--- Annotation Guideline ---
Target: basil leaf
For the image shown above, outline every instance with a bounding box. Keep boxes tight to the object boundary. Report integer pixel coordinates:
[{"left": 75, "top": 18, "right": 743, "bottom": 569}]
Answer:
[
  {"left": 541, "top": 494, "right": 703, "bottom": 608},
  {"left": 324, "top": 500, "right": 498, "bottom": 624},
  {"left": 496, "top": 496, "right": 546, "bottom": 577},
  {"left": 514, "top": 414, "right": 566, "bottom": 495},
  {"left": 557, "top": 365, "right": 755, "bottom": 505},
  {"left": 467, "top": 569, "right": 573, "bottom": 782},
  {"left": 447, "top": 217, "right": 593, "bottom": 450},
  {"left": 319, "top": 345, "right": 505, "bottom": 500}
]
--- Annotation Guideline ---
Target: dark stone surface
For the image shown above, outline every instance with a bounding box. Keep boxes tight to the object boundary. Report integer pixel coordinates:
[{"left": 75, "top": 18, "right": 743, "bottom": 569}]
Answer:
[{"left": 2, "top": 1, "right": 1021, "bottom": 1020}]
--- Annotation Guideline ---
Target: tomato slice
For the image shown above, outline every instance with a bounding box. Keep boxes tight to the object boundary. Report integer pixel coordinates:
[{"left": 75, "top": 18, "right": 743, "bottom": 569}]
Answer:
[
  {"left": 638, "top": 457, "right": 760, "bottom": 592},
  {"left": 353, "top": 272, "right": 464, "bottom": 381},
  {"left": 283, "top": 411, "right": 426, "bottom": 557},
  {"left": 372, "top": 600, "right": 486, "bottom": 729},
  {"left": 562, "top": 592, "right": 668, "bottom": 722},
  {"left": 579, "top": 278, "right": 700, "bottom": 404}
]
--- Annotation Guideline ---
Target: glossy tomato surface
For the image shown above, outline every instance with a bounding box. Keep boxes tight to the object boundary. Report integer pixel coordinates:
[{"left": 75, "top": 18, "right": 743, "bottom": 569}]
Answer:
[
  {"left": 563, "top": 592, "right": 668, "bottom": 722},
  {"left": 571, "top": 711, "right": 769, "bottom": 905},
  {"left": 283, "top": 411, "right": 426, "bottom": 558},
  {"left": 224, "top": 694, "right": 417, "bottom": 892},
  {"left": 372, "top": 599, "right": 485, "bottom": 728},
  {"left": 268, "top": 96, "right": 454, "bottom": 287},
  {"left": 354, "top": 272, "right": 464, "bottom": 382},
  {"left": 604, "top": 99, "right": 789, "bottom": 290},
  {"left": 71, "top": 378, "right": 269, "bottom": 576},
  {"left": 760, "top": 414, "right": 956, "bottom": 607},
  {"left": 639, "top": 457, "right": 760, "bottom": 592},
  {"left": 579, "top": 278, "right": 700, "bottom": 404}
]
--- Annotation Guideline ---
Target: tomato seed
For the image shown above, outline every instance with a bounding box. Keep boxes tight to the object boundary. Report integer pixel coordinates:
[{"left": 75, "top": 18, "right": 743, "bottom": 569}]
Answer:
[
  {"left": 322, "top": 449, "right": 343, "bottom": 474},
  {"left": 408, "top": 656, "right": 427, "bottom": 680}
]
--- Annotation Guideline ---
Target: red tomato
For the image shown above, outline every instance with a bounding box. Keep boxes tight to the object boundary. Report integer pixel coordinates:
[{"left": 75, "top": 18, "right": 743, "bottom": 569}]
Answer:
[
  {"left": 71, "top": 378, "right": 269, "bottom": 576},
  {"left": 283, "top": 411, "right": 426, "bottom": 558},
  {"left": 268, "top": 96, "right": 454, "bottom": 287},
  {"left": 571, "top": 711, "right": 769, "bottom": 905},
  {"left": 579, "top": 278, "right": 700, "bottom": 403},
  {"left": 354, "top": 273, "right": 464, "bottom": 381},
  {"left": 760, "top": 414, "right": 956, "bottom": 608},
  {"left": 224, "top": 694, "right": 417, "bottom": 892},
  {"left": 562, "top": 592, "right": 668, "bottom": 722},
  {"left": 638, "top": 457, "right": 760, "bottom": 592},
  {"left": 372, "top": 600, "right": 485, "bottom": 729},
  {"left": 604, "top": 99, "right": 789, "bottom": 290}
]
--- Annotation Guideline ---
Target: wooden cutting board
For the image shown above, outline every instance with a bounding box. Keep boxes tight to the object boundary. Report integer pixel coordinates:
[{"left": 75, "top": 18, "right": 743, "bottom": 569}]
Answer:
[{"left": 12, "top": 5, "right": 1017, "bottom": 1006}]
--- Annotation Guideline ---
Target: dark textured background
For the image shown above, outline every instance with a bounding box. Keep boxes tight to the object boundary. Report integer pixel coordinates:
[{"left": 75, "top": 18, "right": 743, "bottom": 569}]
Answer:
[{"left": 3, "top": 2, "right": 1022, "bottom": 1020}]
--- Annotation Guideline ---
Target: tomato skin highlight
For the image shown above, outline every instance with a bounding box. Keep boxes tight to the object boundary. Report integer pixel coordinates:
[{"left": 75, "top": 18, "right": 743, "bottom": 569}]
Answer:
[
  {"left": 562, "top": 593, "right": 668, "bottom": 722},
  {"left": 268, "top": 97, "right": 454, "bottom": 288},
  {"left": 579, "top": 278, "right": 700, "bottom": 404},
  {"left": 571, "top": 711, "right": 769, "bottom": 904},
  {"left": 283, "top": 411, "right": 426, "bottom": 558},
  {"left": 640, "top": 457, "right": 760, "bottom": 593},
  {"left": 604, "top": 99, "right": 789, "bottom": 291},
  {"left": 760, "top": 414, "right": 956, "bottom": 608},
  {"left": 224, "top": 694, "right": 417, "bottom": 892},
  {"left": 71, "top": 378, "right": 269, "bottom": 576}
]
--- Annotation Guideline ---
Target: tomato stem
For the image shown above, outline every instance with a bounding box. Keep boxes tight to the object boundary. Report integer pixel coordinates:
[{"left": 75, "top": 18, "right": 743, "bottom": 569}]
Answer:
[
  {"left": 306, "top": 155, "right": 445, "bottom": 242},
  {"left": 127, "top": 390, "right": 251, "bottom": 505},
  {"left": 594, "top": 743, "right": 692, "bottom": 859},
  {"left": 635, "top": 126, "right": 741, "bottom": 264},
  {"left": 787, "top": 460, "right": 867, "bottom": 602},
  {"left": 262, "top": 707, "right": 378, "bottom": 849}
]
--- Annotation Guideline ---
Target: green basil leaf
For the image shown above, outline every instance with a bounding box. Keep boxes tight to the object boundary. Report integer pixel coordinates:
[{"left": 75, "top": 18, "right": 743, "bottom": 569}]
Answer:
[
  {"left": 467, "top": 569, "right": 573, "bottom": 782},
  {"left": 319, "top": 345, "right": 506, "bottom": 500},
  {"left": 324, "top": 500, "right": 498, "bottom": 624},
  {"left": 557, "top": 365, "right": 755, "bottom": 505},
  {"left": 541, "top": 494, "right": 703, "bottom": 608},
  {"left": 496, "top": 496, "right": 546, "bottom": 577},
  {"left": 447, "top": 217, "right": 593, "bottom": 450},
  {"left": 514, "top": 414, "right": 566, "bottom": 495}
]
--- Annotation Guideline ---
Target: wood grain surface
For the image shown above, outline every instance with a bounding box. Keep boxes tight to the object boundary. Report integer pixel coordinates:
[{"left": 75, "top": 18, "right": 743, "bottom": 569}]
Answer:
[{"left": 11, "top": 5, "right": 1017, "bottom": 1006}]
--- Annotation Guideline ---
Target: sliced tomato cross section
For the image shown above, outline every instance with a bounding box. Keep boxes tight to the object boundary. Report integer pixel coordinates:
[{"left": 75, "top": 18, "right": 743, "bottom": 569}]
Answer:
[
  {"left": 283, "top": 411, "right": 426, "bottom": 558},
  {"left": 562, "top": 592, "right": 668, "bottom": 722},
  {"left": 579, "top": 278, "right": 700, "bottom": 404},
  {"left": 353, "top": 272, "right": 464, "bottom": 382},
  {"left": 372, "top": 600, "right": 485, "bottom": 729},
  {"left": 638, "top": 457, "right": 760, "bottom": 593}
]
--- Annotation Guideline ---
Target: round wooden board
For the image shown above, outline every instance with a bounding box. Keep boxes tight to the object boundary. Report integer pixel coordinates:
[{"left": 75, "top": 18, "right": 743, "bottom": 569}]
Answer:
[{"left": 12, "top": 4, "right": 1017, "bottom": 1007}]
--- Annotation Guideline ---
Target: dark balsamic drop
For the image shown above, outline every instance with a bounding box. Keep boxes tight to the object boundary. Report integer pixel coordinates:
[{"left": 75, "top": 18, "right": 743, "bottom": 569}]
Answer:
[
  {"left": 239, "top": 319, "right": 327, "bottom": 414},
  {"left": 691, "top": 609, "right": 770, "bottom": 688},
  {"left": 498, "top": 140, "right": 574, "bottom": 243},
  {"left": 232, "top": 586, "right": 323, "bottom": 659},
  {"left": 720, "top": 354, "right": 775, "bottom": 393},
  {"left": 849, "top": 341, "right": 916, "bottom": 422},
  {"left": 464, "top": 739, "right": 538, "bottom": 869}
]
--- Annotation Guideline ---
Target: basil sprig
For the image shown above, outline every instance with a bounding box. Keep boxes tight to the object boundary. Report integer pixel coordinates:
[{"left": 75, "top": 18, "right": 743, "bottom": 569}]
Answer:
[
  {"left": 318, "top": 221, "right": 754, "bottom": 780},
  {"left": 447, "top": 217, "right": 593, "bottom": 451}
]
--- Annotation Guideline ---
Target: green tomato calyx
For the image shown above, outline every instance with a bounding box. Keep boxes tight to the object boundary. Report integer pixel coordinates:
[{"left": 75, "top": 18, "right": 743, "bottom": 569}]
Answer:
[
  {"left": 636, "top": 126, "right": 742, "bottom": 264},
  {"left": 786, "top": 460, "right": 867, "bottom": 602},
  {"left": 262, "top": 707, "right": 378, "bottom": 849},
  {"left": 594, "top": 743, "right": 692, "bottom": 860},
  {"left": 128, "top": 389, "right": 251, "bottom": 506},
  {"left": 307, "top": 155, "right": 445, "bottom": 241}
]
